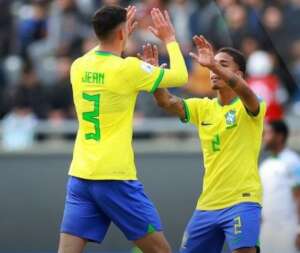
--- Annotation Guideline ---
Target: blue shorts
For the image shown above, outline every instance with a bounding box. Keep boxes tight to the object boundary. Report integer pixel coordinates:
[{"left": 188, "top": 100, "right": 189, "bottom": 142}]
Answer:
[
  {"left": 60, "top": 177, "right": 162, "bottom": 243},
  {"left": 180, "top": 202, "right": 261, "bottom": 253}
]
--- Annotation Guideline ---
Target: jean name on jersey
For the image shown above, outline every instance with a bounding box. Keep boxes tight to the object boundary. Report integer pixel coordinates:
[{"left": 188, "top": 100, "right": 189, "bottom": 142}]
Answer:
[{"left": 82, "top": 71, "right": 105, "bottom": 84}]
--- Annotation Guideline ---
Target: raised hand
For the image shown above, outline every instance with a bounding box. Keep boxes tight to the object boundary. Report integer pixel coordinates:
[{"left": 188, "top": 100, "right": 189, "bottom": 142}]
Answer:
[
  {"left": 126, "top": 5, "right": 138, "bottom": 36},
  {"left": 137, "top": 43, "right": 167, "bottom": 68},
  {"left": 148, "top": 8, "right": 176, "bottom": 44},
  {"left": 137, "top": 43, "right": 159, "bottom": 66},
  {"left": 189, "top": 35, "right": 215, "bottom": 69}
]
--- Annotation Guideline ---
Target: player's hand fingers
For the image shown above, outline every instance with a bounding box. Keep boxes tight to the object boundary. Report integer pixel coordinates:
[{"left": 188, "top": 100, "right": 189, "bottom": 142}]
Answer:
[
  {"left": 142, "top": 45, "right": 147, "bottom": 60},
  {"left": 153, "top": 45, "right": 158, "bottom": 63},
  {"left": 193, "top": 35, "right": 203, "bottom": 46},
  {"left": 189, "top": 52, "right": 199, "bottom": 62},
  {"left": 156, "top": 8, "right": 166, "bottom": 25},
  {"left": 201, "top": 35, "right": 214, "bottom": 51},
  {"left": 193, "top": 36, "right": 205, "bottom": 50},
  {"left": 137, "top": 52, "right": 143, "bottom": 60},
  {"left": 145, "top": 43, "right": 153, "bottom": 59},
  {"left": 130, "top": 21, "right": 138, "bottom": 32},
  {"left": 151, "top": 9, "right": 161, "bottom": 28},
  {"left": 160, "top": 63, "right": 167, "bottom": 68},
  {"left": 148, "top": 26, "right": 159, "bottom": 37},
  {"left": 164, "top": 10, "right": 173, "bottom": 28},
  {"left": 127, "top": 6, "right": 136, "bottom": 21}
]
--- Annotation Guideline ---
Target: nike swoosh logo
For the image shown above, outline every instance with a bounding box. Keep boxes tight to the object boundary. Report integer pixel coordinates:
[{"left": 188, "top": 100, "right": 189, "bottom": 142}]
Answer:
[{"left": 201, "top": 122, "right": 213, "bottom": 126}]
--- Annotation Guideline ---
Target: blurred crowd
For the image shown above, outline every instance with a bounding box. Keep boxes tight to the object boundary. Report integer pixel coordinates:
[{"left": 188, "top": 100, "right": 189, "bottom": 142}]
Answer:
[{"left": 1, "top": 0, "right": 300, "bottom": 149}]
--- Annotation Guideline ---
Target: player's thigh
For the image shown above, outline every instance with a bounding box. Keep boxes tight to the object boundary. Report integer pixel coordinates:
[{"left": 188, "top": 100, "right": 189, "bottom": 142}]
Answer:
[
  {"left": 58, "top": 233, "right": 87, "bottom": 253},
  {"left": 134, "top": 231, "right": 171, "bottom": 253},
  {"left": 180, "top": 210, "right": 225, "bottom": 253},
  {"left": 222, "top": 202, "right": 261, "bottom": 253},
  {"left": 93, "top": 180, "right": 163, "bottom": 241},
  {"left": 60, "top": 177, "right": 111, "bottom": 243}
]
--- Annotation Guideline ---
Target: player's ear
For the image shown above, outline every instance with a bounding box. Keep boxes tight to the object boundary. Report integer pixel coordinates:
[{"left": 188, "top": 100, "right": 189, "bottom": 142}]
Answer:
[
  {"left": 116, "top": 29, "right": 124, "bottom": 41},
  {"left": 236, "top": 70, "right": 244, "bottom": 79}
]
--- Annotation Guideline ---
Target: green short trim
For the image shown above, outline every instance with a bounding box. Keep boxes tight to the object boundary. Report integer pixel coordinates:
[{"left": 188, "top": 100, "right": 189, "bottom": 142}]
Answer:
[
  {"left": 147, "top": 224, "right": 156, "bottom": 234},
  {"left": 150, "top": 68, "right": 165, "bottom": 94}
]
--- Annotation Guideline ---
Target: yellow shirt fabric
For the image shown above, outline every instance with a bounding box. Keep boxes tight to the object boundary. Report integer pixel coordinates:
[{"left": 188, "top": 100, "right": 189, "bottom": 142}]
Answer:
[
  {"left": 184, "top": 97, "right": 266, "bottom": 210},
  {"left": 69, "top": 42, "right": 188, "bottom": 180}
]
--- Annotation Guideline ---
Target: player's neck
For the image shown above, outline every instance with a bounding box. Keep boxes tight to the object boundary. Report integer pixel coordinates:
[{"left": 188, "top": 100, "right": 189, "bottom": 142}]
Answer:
[
  {"left": 98, "top": 42, "right": 122, "bottom": 57},
  {"left": 217, "top": 89, "right": 238, "bottom": 106}
]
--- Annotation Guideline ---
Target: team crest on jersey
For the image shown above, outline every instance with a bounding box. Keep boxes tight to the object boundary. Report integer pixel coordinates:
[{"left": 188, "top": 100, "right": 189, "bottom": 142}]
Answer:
[
  {"left": 141, "top": 62, "right": 154, "bottom": 74},
  {"left": 225, "top": 110, "right": 237, "bottom": 129}
]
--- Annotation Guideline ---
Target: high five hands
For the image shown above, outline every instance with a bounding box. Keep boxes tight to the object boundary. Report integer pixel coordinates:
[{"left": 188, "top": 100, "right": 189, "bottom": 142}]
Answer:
[
  {"left": 148, "top": 8, "right": 176, "bottom": 44},
  {"left": 189, "top": 35, "right": 216, "bottom": 69},
  {"left": 127, "top": 6, "right": 176, "bottom": 45},
  {"left": 137, "top": 43, "right": 167, "bottom": 68}
]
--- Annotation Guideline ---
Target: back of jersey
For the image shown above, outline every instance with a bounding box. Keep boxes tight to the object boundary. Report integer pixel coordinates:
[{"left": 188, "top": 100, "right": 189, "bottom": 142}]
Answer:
[{"left": 69, "top": 50, "right": 164, "bottom": 180}]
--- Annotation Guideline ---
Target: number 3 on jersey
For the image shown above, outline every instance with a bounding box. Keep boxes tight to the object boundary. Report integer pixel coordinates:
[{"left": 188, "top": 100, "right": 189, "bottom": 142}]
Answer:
[{"left": 82, "top": 93, "right": 100, "bottom": 141}]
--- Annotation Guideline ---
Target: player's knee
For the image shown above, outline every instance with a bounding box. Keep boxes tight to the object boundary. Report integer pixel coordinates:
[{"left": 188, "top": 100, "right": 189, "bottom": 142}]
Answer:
[{"left": 153, "top": 242, "right": 172, "bottom": 253}]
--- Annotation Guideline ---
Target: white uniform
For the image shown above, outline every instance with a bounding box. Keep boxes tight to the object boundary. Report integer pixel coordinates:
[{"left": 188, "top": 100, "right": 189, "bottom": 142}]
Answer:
[
  {"left": 279, "top": 148, "right": 300, "bottom": 184},
  {"left": 260, "top": 150, "right": 300, "bottom": 253}
]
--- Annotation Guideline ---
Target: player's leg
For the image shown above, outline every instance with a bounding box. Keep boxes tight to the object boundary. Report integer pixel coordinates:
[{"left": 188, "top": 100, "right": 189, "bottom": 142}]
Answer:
[
  {"left": 91, "top": 180, "right": 171, "bottom": 253},
  {"left": 221, "top": 202, "right": 261, "bottom": 253},
  {"left": 58, "top": 233, "right": 86, "bottom": 253},
  {"left": 134, "top": 231, "right": 171, "bottom": 253},
  {"left": 59, "top": 177, "right": 111, "bottom": 253},
  {"left": 232, "top": 248, "right": 257, "bottom": 253},
  {"left": 180, "top": 210, "right": 225, "bottom": 253}
]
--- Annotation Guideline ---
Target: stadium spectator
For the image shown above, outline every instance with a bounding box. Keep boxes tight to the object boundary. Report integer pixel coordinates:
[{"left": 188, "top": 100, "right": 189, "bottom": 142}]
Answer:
[
  {"left": 17, "top": 0, "right": 48, "bottom": 58},
  {"left": 7, "top": 64, "right": 49, "bottom": 119},
  {"left": 260, "top": 120, "right": 300, "bottom": 253},
  {"left": 224, "top": 4, "right": 252, "bottom": 49},
  {"left": 1, "top": 105, "right": 37, "bottom": 151},
  {"left": 0, "top": 0, "right": 300, "bottom": 122},
  {"left": 48, "top": 56, "right": 74, "bottom": 122},
  {"left": 247, "top": 51, "right": 285, "bottom": 121}
]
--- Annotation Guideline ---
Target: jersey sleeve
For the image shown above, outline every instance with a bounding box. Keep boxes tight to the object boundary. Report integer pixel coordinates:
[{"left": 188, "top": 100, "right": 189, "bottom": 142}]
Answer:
[
  {"left": 245, "top": 98, "right": 267, "bottom": 122},
  {"left": 182, "top": 98, "right": 209, "bottom": 126},
  {"left": 122, "top": 57, "right": 165, "bottom": 93}
]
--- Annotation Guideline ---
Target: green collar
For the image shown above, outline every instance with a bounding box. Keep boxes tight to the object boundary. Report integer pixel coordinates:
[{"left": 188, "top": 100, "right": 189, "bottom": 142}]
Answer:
[
  {"left": 217, "top": 96, "right": 239, "bottom": 106},
  {"left": 95, "top": 51, "right": 113, "bottom": 56}
]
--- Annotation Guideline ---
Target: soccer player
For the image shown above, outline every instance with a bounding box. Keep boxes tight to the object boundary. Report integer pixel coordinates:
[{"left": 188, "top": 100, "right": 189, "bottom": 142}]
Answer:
[
  {"left": 260, "top": 120, "right": 300, "bottom": 253},
  {"left": 58, "top": 5, "right": 188, "bottom": 253},
  {"left": 150, "top": 36, "right": 266, "bottom": 253}
]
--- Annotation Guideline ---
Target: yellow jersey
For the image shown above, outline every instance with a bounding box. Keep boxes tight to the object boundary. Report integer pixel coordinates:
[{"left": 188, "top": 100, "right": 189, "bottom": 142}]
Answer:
[
  {"left": 183, "top": 97, "right": 266, "bottom": 210},
  {"left": 69, "top": 42, "right": 188, "bottom": 180}
]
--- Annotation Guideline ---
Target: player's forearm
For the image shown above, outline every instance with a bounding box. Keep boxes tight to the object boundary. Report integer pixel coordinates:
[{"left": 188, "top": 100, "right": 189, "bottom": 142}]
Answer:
[
  {"left": 154, "top": 89, "right": 185, "bottom": 119},
  {"left": 211, "top": 63, "right": 260, "bottom": 115},
  {"left": 160, "top": 42, "right": 188, "bottom": 88}
]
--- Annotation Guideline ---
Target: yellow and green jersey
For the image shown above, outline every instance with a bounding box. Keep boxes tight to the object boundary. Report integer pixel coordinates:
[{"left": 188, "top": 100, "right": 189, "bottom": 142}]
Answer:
[
  {"left": 69, "top": 42, "right": 187, "bottom": 180},
  {"left": 183, "top": 97, "right": 266, "bottom": 210}
]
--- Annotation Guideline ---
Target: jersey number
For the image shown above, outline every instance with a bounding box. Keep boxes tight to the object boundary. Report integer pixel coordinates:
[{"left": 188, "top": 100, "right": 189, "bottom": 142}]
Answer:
[
  {"left": 234, "top": 216, "right": 242, "bottom": 234},
  {"left": 82, "top": 93, "right": 100, "bottom": 141},
  {"left": 212, "top": 134, "right": 221, "bottom": 152}
]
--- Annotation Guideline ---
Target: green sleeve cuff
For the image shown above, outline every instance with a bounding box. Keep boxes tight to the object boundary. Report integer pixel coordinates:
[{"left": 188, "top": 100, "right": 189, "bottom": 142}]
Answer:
[
  {"left": 181, "top": 100, "right": 190, "bottom": 123},
  {"left": 150, "top": 68, "right": 165, "bottom": 94}
]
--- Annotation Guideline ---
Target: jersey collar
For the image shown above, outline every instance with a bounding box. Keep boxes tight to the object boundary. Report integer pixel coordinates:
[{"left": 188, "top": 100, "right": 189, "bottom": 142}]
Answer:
[
  {"left": 95, "top": 51, "right": 114, "bottom": 56},
  {"left": 217, "top": 96, "right": 239, "bottom": 106}
]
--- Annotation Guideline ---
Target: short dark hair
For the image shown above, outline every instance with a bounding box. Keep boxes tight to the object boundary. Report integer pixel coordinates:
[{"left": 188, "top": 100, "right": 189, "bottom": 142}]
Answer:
[
  {"left": 217, "top": 47, "right": 246, "bottom": 75},
  {"left": 92, "top": 6, "right": 127, "bottom": 41},
  {"left": 269, "top": 120, "right": 289, "bottom": 143}
]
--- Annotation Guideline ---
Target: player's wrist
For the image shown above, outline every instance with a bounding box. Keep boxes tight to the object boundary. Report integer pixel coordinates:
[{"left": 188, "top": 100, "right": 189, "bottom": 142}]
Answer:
[
  {"left": 207, "top": 60, "right": 218, "bottom": 72},
  {"left": 163, "top": 36, "right": 176, "bottom": 44}
]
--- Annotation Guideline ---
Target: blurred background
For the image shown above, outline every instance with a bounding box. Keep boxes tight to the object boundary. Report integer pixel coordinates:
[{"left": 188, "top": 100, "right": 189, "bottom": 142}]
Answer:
[{"left": 0, "top": 0, "right": 300, "bottom": 252}]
